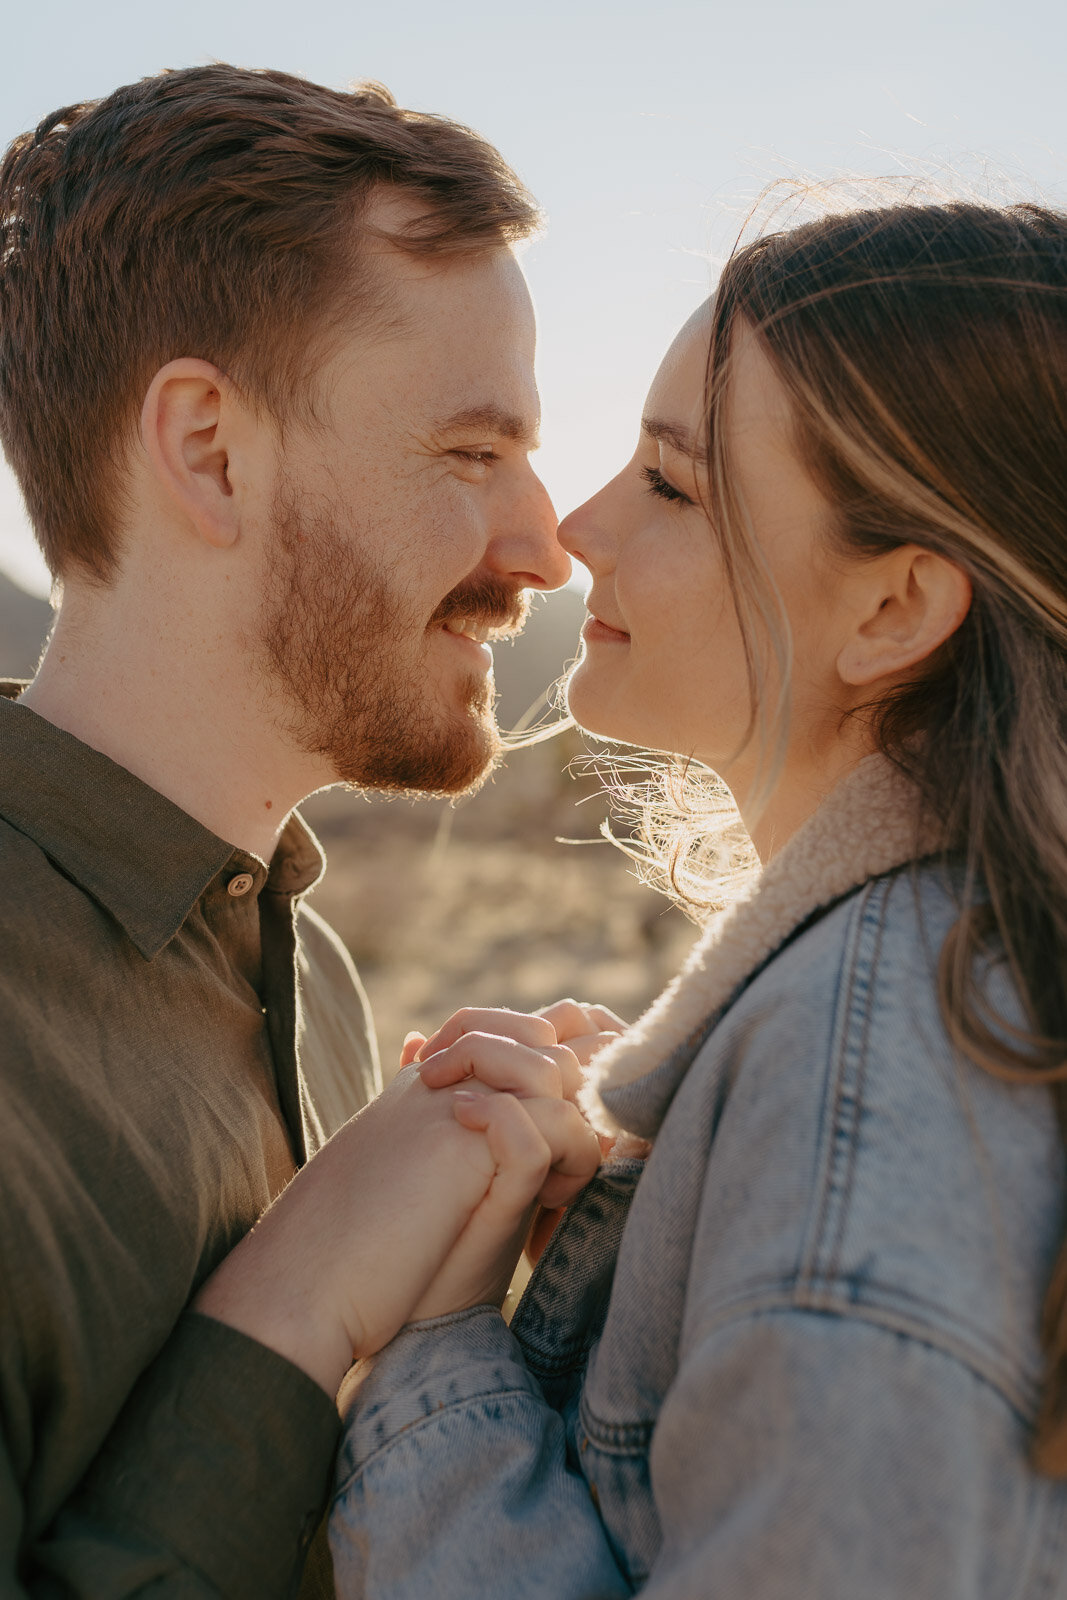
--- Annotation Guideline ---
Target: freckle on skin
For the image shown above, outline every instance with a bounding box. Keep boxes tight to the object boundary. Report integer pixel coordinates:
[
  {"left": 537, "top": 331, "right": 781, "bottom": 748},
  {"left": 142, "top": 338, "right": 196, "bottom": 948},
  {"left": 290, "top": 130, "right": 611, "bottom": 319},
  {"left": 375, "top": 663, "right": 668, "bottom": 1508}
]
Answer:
[{"left": 265, "top": 800, "right": 273, "bottom": 810}]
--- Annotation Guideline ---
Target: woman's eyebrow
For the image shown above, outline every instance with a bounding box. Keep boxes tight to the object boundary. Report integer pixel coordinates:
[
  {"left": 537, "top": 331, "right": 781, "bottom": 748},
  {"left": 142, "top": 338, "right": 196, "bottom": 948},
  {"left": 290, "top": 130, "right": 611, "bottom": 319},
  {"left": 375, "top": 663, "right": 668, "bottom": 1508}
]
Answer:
[{"left": 642, "top": 416, "right": 706, "bottom": 460}]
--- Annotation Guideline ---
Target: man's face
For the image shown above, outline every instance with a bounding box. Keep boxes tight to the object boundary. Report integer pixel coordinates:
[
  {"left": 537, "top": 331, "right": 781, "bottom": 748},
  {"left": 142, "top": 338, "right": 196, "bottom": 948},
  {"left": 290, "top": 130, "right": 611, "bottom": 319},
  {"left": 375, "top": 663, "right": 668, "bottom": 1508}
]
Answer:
[{"left": 257, "top": 208, "right": 569, "bottom": 795}]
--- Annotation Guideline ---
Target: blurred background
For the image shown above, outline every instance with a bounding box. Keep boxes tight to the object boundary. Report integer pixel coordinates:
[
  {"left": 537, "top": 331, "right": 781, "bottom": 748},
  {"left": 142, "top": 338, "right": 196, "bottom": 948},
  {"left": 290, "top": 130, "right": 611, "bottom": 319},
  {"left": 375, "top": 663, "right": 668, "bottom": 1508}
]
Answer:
[{"left": 2, "top": 0, "right": 1064, "bottom": 1064}]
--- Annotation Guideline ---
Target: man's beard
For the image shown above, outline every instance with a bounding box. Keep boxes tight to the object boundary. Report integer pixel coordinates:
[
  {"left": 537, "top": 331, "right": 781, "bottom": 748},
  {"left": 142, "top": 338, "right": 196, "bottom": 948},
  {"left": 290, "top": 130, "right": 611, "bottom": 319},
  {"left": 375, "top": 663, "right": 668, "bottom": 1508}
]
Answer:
[{"left": 258, "top": 482, "right": 529, "bottom": 796}]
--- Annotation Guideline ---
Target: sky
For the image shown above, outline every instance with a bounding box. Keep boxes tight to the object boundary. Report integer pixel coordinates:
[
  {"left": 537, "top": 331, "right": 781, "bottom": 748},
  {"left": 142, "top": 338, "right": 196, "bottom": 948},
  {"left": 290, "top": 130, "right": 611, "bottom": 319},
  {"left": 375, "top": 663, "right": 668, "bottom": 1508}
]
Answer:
[{"left": 2, "top": 0, "right": 1065, "bottom": 598}]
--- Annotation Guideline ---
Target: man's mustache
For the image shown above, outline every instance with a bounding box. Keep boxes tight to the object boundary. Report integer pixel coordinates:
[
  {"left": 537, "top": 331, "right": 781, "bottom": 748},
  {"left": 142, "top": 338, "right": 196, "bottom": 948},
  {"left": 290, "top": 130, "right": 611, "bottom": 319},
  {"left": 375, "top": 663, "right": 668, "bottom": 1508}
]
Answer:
[{"left": 429, "top": 576, "right": 531, "bottom": 641}]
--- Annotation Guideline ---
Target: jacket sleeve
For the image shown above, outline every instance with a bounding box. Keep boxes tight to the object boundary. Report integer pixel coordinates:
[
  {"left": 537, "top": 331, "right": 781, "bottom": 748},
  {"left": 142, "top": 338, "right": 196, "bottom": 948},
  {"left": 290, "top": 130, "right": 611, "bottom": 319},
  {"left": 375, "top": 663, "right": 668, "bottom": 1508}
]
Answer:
[
  {"left": 330, "top": 1304, "right": 1039, "bottom": 1600},
  {"left": 328, "top": 1308, "right": 632, "bottom": 1600},
  {"left": 8, "top": 1314, "right": 340, "bottom": 1600}
]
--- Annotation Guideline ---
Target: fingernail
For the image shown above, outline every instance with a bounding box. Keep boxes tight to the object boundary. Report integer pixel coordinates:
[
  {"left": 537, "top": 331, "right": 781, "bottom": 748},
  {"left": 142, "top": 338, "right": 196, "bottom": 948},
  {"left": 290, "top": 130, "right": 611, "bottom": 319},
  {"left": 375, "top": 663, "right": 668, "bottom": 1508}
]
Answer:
[
  {"left": 403, "top": 1031, "right": 423, "bottom": 1046},
  {"left": 453, "top": 1090, "right": 478, "bottom": 1102}
]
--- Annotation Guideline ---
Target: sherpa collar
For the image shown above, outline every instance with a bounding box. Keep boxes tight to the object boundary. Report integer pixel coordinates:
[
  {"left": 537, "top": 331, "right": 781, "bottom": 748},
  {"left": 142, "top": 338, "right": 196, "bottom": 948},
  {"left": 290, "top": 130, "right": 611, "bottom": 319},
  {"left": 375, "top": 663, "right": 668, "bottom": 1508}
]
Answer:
[{"left": 585, "top": 754, "right": 940, "bottom": 1139}]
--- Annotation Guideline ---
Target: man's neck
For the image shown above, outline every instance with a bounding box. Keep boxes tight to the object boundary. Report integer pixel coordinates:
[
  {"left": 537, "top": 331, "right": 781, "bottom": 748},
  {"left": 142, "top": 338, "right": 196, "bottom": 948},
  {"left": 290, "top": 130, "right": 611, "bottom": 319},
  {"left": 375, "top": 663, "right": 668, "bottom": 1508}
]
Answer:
[{"left": 21, "top": 593, "right": 333, "bottom": 860}]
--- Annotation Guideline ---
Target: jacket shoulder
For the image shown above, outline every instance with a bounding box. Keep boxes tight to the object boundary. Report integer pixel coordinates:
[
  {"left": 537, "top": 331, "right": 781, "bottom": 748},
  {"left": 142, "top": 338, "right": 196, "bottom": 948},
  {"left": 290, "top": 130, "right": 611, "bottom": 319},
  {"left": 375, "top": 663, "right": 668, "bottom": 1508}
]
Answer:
[{"left": 679, "top": 866, "right": 1062, "bottom": 1418}]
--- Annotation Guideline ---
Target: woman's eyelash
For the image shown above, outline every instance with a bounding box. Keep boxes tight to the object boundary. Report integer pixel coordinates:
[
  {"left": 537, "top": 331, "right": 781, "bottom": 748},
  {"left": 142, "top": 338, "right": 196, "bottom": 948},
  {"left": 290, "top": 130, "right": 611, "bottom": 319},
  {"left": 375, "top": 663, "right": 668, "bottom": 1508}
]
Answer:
[{"left": 641, "top": 465, "right": 692, "bottom": 505}]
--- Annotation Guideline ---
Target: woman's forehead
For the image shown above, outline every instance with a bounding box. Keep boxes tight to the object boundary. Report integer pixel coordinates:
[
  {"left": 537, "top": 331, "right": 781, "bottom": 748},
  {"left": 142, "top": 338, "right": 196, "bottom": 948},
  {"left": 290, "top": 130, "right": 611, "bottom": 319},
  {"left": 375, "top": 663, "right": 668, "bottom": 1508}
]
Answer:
[{"left": 645, "top": 298, "right": 713, "bottom": 419}]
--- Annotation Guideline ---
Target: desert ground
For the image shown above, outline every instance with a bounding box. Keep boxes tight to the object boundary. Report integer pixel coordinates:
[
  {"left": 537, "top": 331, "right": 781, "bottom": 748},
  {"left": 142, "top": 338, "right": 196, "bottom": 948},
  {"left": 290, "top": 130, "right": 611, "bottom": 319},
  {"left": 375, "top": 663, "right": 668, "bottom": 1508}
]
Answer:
[{"left": 301, "top": 723, "right": 697, "bottom": 1077}]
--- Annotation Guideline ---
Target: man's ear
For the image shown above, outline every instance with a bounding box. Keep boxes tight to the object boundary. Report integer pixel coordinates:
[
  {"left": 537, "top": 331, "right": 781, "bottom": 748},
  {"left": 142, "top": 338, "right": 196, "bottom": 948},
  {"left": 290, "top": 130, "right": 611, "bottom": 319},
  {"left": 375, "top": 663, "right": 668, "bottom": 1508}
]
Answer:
[
  {"left": 836, "top": 544, "right": 972, "bottom": 688},
  {"left": 140, "top": 359, "right": 244, "bottom": 550}
]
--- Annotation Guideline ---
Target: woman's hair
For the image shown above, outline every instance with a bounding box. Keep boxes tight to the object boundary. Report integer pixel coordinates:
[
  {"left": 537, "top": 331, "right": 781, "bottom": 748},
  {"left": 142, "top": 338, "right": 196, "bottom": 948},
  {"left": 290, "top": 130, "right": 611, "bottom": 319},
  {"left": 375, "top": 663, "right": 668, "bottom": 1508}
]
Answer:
[{"left": 642, "top": 196, "right": 1067, "bottom": 1469}]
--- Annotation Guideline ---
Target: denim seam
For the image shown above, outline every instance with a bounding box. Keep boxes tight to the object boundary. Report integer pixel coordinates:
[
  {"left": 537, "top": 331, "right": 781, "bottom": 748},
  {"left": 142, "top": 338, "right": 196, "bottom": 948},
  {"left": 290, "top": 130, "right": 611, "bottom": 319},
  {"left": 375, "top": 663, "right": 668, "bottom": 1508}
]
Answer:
[
  {"left": 577, "top": 1293, "right": 1038, "bottom": 1461},
  {"left": 698, "top": 1271, "right": 1040, "bottom": 1400},
  {"left": 798, "top": 889, "right": 865, "bottom": 1279},
  {"left": 577, "top": 1393, "right": 654, "bottom": 1454},
  {"left": 697, "top": 1288, "right": 1037, "bottom": 1420},
  {"left": 828, "top": 885, "right": 886, "bottom": 1282},
  {"left": 333, "top": 1383, "right": 545, "bottom": 1494},
  {"left": 801, "top": 880, "right": 886, "bottom": 1285}
]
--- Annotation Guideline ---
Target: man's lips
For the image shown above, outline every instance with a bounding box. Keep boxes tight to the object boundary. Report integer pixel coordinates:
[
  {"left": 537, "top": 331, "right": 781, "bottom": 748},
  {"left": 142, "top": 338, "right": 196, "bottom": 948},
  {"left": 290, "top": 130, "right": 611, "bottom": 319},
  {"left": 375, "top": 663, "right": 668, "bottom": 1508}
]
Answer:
[
  {"left": 582, "top": 613, "right": 630, "bottom": 645},
  {"left": 429, "top": 581, "right": 530, "bottom": 646},
  {"left": 440, "top": 615, "right": 522, "bottom": 645}
]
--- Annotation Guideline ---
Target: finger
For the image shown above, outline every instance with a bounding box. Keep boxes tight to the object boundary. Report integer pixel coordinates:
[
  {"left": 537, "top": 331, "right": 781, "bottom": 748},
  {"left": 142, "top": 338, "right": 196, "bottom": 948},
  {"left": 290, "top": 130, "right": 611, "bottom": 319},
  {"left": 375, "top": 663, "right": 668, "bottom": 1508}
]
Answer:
[
  {"left": 417, "top": 1007, "right": 557, "bottom": 1061},
  {"left": 526, "top": 1205, "right": 565, "bottom": 1264},
  {"left": 535, "top": 998, "right": 595, "bottom": 1043},
  {"left": 518, "top": 1097, "right": 603, "bottom": 1207},
  {"left": 563, "top": 1029, "right": 627, "bottom": 1069},
  {"left": 418, "top": 1034, "right": 578, "bottom": 1100},
  {"left": 398, "top": 1031, "right": 427, "bottom": 1069},
  {"left": 580, "top": 1004, "right": 628, "bottom": 1036},
  {"left": 452, "top": 1091, "right": 554, "bottom": 1220}
]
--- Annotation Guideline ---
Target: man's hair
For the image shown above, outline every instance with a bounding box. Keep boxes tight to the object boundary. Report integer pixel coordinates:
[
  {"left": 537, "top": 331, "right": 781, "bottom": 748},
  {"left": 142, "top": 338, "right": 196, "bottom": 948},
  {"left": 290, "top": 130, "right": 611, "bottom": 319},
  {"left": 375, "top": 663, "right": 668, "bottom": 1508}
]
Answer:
[{"left": 0, "top": 65, "right": 540, "bottom": 581}]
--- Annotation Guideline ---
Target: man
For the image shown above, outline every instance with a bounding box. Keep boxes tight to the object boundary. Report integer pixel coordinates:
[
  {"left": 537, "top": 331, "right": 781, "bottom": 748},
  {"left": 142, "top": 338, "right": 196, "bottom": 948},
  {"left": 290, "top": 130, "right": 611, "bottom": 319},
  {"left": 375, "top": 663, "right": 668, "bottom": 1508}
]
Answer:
[{"left": 0, "top": 64, "right": 569, "bottom": 1595}]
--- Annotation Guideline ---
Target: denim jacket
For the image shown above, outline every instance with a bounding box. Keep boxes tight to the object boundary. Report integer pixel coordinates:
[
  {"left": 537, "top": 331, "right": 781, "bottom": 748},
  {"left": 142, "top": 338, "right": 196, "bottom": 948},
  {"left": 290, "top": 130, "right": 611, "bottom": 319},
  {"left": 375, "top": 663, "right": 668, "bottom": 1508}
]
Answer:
[{"left": 329, "top": 758, "right": 1067, "bottom": 1597}]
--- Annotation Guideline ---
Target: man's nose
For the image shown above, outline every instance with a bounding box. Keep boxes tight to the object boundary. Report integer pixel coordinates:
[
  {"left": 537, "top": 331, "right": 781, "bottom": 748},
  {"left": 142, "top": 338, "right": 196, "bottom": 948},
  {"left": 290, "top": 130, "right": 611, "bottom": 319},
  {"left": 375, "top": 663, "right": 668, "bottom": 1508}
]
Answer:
[{"left": 488, "top": 471, "right": 571, "bottom": 592}]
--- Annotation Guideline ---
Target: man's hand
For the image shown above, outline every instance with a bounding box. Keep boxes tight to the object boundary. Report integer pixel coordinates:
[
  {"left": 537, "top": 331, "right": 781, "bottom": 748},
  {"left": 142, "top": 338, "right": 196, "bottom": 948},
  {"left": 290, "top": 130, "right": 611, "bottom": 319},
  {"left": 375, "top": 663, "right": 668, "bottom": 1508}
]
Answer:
[{"left": 192, "top": 1030, "right": 603, "bottom": 1399}]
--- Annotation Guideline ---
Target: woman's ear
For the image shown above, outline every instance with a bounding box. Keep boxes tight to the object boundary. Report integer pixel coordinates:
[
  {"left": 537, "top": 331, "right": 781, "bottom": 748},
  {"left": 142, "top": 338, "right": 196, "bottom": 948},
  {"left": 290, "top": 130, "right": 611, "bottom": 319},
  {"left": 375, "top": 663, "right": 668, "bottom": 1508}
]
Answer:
[
  {"left": 139, "top": 359, "right": 242, "bottom": 550},
  {"left": 836, "top": 544, "right": 972, "bottom": 688}
]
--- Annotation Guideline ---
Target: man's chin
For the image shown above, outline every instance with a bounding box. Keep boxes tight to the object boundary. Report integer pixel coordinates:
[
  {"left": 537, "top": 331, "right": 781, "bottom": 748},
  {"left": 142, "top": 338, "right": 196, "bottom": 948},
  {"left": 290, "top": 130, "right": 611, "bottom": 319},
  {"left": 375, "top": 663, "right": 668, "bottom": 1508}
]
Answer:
[{"left": 330, "top": 699, "right": 502, "bottom": 799}]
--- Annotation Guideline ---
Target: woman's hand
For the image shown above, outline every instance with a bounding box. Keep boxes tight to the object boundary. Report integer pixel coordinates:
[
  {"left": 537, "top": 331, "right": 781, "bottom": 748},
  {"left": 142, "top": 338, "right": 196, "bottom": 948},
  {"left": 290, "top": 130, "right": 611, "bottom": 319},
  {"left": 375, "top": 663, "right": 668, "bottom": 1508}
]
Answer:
[
  {"left": 409, "top": 1076, "right": 603, "bottom": 1321},
  {"left": 399, "top": 1002, "right": 629, "bottom": 1298}
]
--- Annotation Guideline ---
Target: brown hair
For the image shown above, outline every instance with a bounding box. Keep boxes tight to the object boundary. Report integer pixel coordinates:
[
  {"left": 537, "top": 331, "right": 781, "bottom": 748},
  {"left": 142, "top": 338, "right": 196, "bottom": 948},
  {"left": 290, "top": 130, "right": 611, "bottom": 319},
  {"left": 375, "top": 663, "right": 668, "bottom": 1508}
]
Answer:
[
  {"left": 0, "top": 65, "right": 539, "bottom": 581},
  {"left": 693, "top": 199, "right": 1067, "bottom": 1467}
]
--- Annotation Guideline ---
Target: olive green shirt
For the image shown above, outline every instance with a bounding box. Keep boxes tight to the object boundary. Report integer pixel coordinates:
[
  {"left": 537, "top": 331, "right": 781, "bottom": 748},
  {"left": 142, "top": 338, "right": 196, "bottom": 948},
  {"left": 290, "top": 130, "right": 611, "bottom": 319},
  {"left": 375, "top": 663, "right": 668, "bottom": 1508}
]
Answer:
[{"left": 0, "top": 688, "right": 381, "bottom": 1597}]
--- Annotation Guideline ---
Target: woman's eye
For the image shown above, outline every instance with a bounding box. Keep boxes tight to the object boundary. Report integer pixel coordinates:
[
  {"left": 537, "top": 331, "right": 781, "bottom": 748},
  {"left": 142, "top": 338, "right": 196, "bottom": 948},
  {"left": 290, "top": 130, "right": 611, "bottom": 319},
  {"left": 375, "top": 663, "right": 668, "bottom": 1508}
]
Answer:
[{"left": 641, "top": 464, "right": 693, "bottom": 505}]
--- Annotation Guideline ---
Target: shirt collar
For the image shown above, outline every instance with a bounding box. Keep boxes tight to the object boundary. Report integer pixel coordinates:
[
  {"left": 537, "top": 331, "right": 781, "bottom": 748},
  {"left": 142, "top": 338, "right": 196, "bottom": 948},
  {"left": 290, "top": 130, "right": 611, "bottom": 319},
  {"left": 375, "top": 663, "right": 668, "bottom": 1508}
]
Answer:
[{"left": 0, "top": 685, "right": 325, "bottom": 959}]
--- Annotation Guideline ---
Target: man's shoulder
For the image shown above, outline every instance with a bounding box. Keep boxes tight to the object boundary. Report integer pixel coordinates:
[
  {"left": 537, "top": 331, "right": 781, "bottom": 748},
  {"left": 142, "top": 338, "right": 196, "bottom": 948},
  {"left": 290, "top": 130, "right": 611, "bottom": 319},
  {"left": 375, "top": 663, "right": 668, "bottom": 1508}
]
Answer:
[{"left": 0, "top": 811, "right": 97, "bottom": 968}]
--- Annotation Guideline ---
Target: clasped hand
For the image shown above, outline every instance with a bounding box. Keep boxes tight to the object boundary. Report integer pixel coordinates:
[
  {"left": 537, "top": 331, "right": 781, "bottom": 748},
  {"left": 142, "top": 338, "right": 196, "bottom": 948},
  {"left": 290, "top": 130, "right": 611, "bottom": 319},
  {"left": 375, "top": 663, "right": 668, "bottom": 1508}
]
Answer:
[{"left": 194, "top": 1000, "right": 624, "bottom": 1398}]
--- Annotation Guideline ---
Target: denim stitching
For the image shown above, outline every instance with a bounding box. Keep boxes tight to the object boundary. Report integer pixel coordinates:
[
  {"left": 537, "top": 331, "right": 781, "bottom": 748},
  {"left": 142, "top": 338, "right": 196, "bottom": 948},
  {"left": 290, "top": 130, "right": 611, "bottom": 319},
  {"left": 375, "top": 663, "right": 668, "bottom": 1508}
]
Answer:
[
  {"left": 826, "top": 879, "right": 888, "bottom": 1282},
  {"left": 799, "top": 887, "right": 868, "bottom": 1282},
  {"left": 333, "top": 1385, "right": 549, "bottom": 1494},
  {"left": 801, "top": 879, "right": 886, "bottom": 1285}
]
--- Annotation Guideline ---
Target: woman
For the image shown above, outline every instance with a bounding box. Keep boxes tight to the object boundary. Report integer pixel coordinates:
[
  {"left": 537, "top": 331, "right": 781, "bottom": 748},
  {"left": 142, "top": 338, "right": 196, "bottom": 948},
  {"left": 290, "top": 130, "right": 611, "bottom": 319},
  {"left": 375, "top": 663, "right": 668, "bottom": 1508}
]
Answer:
[{"left": 327, "top": 198, "right": 1067, "bottom": 1596}]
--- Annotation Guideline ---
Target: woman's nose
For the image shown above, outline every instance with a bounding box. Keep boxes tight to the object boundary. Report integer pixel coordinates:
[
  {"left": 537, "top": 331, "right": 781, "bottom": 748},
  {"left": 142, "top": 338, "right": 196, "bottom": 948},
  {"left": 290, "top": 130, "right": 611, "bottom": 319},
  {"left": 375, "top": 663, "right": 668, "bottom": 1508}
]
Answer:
[{"left": 558, "top": 484, "right": 616, "bottom": 575}]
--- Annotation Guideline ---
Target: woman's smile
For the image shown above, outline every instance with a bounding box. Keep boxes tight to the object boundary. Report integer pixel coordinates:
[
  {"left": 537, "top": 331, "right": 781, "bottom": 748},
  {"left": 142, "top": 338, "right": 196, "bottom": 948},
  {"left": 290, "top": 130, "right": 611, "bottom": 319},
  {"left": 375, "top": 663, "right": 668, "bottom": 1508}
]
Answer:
[{"left": 581, "top": 612, "right": 630, "bottom": 645}]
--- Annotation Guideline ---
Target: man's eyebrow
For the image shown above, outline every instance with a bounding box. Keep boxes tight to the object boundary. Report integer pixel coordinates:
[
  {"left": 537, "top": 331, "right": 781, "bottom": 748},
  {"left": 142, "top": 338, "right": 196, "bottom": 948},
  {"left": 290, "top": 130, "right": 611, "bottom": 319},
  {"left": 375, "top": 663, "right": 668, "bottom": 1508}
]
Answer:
[
  {"left": 642, "top": 416, "right": 705, "bottom": 459},
  {"left": 436, "top": 404, "right": 541, "bottom": 449}
]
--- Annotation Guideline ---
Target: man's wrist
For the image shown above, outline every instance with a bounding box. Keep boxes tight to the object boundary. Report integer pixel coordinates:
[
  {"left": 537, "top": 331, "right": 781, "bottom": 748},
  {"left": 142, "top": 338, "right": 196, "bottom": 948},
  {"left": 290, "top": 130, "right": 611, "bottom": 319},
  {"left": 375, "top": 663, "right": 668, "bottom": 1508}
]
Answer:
[{"left": 193, "top": 1248, "right": 354, "bottom": 1399}]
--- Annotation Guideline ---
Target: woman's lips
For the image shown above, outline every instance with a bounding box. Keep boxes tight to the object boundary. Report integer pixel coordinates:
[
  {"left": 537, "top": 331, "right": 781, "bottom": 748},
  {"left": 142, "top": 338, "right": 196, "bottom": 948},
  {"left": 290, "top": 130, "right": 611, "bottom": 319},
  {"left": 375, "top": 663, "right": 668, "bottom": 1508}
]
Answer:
[{"left": 582, "top": 614, "right": 630, "bottom": 645}]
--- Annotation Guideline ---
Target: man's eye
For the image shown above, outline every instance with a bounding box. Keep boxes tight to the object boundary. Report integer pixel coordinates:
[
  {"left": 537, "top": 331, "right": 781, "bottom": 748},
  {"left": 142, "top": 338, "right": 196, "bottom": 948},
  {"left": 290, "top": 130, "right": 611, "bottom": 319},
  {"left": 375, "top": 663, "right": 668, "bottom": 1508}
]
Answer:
[
  {"left": 641, "top": 465, "right": 693, "bottom": 505},
  {"left": 453, "top": 448, "right": 498, "bottom": 465}
]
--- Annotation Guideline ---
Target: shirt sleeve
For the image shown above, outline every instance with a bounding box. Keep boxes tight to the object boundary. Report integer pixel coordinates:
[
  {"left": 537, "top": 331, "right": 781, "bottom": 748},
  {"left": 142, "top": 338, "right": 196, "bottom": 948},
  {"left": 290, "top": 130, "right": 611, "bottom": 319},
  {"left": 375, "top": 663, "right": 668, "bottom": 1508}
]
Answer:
[
  {"left": 11, "top": 1314, "right": 340, "bottom": 1600},
  {"left": 328, "top": 1308, "right": 632, "bottom": 1600}
]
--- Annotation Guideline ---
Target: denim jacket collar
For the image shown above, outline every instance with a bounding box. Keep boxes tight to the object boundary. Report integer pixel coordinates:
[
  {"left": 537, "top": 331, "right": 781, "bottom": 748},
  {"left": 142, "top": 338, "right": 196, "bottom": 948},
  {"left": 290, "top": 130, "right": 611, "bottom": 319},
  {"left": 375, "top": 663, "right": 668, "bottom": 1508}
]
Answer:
[{"left": 586, "top": 754, "right": 941, "bottom": 1138}]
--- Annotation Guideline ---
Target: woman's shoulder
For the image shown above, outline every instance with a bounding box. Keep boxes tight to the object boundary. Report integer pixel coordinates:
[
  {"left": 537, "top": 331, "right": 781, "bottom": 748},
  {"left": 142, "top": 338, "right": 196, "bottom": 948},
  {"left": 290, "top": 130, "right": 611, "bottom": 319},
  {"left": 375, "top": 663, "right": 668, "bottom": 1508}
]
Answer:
[{"left": 675, "top": 861, "right": 1062, "bottom": 1414}]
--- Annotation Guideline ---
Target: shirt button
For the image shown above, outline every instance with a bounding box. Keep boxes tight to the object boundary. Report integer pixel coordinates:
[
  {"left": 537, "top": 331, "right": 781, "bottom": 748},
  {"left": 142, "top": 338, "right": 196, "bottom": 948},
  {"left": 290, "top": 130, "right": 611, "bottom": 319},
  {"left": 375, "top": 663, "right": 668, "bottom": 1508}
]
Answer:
[{"left": 227, "top": 872, "right": 255, "bottom": 898}]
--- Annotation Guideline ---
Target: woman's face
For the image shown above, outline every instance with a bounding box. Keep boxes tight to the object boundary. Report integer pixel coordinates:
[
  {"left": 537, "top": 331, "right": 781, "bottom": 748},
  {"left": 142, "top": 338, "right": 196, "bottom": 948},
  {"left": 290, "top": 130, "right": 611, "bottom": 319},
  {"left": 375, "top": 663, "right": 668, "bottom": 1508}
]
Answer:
[{"left": 559, "top": 304, "right": 856, "bottom": 793}]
